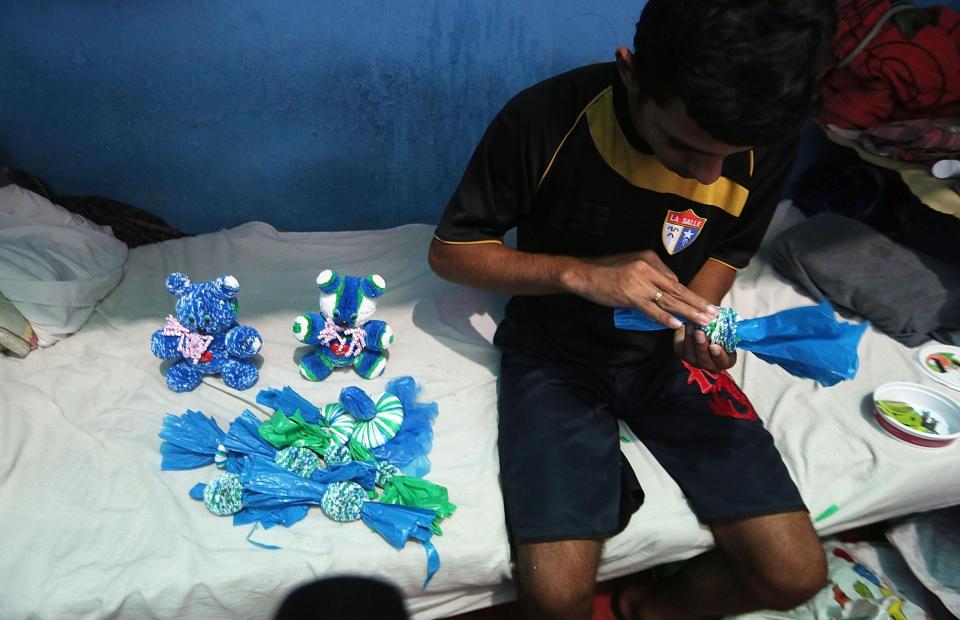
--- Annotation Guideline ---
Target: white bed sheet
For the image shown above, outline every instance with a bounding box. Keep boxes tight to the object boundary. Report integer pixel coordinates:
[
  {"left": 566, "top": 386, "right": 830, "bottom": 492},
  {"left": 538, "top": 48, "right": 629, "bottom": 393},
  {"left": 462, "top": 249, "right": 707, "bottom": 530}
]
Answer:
[{"left": 1, "top": 213, "right": 958, "bottom": 620}]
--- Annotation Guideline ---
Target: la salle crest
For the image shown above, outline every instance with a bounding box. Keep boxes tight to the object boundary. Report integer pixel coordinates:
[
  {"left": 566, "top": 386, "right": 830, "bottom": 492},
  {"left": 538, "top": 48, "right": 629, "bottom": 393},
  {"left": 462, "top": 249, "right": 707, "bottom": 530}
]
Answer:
[{"left": 662, "top": 209, "right": 706, "bottom": 255}]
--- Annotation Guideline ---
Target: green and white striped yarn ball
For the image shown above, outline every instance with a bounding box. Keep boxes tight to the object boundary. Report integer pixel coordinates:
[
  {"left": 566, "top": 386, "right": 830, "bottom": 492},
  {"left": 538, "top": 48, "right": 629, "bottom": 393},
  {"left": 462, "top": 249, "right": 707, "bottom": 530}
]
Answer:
[
  {"left": 203, "top": 473, "right": 243, "bottom": 516},
  {"left": 352, "top": 392, "right": 404, "bottom": 450},
  {"left": 321, "top": 481, "right": 365, "bottom": 522},
  {"left": 322, "top": 402, "right": 357, "bottom": 445},
  {"left": 324, "top": 443, "right": 352, "bottom": 466},
  {"left": 700, "top": 307, "right": 741, "bottom": 353},
  {"left": 274, "top": 446, "right": 323, "bottom": 477},
  {"left": 376, "top": 461, "right": 402, "bottom": 487},
  {"left": 214, "top": 443, "right": 229, "bottom": 469}
]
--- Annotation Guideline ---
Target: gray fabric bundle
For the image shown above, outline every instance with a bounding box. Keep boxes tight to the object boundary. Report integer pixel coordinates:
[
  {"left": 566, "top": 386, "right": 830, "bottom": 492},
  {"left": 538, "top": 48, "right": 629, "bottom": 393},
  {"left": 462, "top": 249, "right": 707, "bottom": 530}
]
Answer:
[{"left": 770, "top": 213, "right": 960, "bottom": 347}]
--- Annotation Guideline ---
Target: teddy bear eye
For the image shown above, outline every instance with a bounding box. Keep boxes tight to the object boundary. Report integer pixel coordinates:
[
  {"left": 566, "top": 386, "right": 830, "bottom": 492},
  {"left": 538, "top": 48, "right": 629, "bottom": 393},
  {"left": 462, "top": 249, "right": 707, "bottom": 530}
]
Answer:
[
  {"left": 333, "top": 309, "right": 341, "bottom": 319},
  {"left": 350, "top": 313, "right": 358, "bottom": 322},
  {"left": 187, "top": 316, "right": 196, "bottom": 324},
  {"left": 202, "top": 315, "right": 212, "bottom": 324}
]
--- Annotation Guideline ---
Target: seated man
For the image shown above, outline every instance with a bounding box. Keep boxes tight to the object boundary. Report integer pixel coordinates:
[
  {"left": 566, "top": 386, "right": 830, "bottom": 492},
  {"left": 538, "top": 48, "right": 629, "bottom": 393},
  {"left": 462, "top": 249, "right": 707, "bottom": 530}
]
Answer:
[{"left": 428, "top": 1, "right": 838, "bottom": 618}]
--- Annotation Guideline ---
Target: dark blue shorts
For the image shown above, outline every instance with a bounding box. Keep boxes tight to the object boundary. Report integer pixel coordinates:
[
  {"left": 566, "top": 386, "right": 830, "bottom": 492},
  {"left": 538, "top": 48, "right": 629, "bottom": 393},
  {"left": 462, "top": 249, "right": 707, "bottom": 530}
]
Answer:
[{"left": 498, "top": 347, "right": 807, "bottom": 545}]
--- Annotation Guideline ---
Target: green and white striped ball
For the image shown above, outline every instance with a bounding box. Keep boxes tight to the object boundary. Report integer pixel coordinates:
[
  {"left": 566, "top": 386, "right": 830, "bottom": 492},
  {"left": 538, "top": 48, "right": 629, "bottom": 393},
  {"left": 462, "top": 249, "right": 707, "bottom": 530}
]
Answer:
[
  {"left": 322, "top": 402, "right": 357, "bottom": 445},
  {"left": 321, "top": 481, "right": 365, "bottom": 522},
  {"left": 214, "top": 443, "right": 229, "bottom": 469},
  {"left": 203, "top": 473, "right": 243, "bottom": 516},
  {"left": 274, "top": 446, "right": 322, "bottom": 477},
  {"left": 352, "top": 392, "right": 404, "bottom": 450}
]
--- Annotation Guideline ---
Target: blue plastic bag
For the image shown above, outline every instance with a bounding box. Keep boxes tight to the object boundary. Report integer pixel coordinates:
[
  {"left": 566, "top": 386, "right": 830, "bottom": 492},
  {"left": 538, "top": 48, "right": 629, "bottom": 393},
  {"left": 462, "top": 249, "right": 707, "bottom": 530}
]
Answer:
[{"left": 614, "top": 300, "right": 867, "bottom": 387}]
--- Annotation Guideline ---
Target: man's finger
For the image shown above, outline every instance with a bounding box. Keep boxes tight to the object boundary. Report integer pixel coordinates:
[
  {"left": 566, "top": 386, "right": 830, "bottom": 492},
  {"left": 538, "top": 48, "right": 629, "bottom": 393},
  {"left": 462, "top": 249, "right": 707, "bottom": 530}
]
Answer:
[
  {"left": 658, "top": 276, "right": 717, "bottom": 317},
  {"left": 693, "top": 329, "right": 718, "bottom": 371},
  {"left": 709, "top": 344, "right": 735, "bottom": 371},
  {"left": 684, "top": 324, "right": 698, "bottom": 365},
  {"left": 656, "top": 288, "right": 714, "bottom": 327},
  {"left": 673, "top": 325, "right": 686, "bottom": 357},
  {"left": 639, "top": 301, "right": 684, "bottom": 330}
]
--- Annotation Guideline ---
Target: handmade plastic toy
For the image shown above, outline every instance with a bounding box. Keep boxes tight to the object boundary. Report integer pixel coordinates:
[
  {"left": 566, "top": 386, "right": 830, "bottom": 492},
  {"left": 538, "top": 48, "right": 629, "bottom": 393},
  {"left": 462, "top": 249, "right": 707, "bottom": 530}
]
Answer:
[
  {"left": 257, "top": 376, "right": 438, "bottom": 475},
  {"left": 292, "top": 269, "right": 394, "bottom": 381},
  {"left": 158, "top": 377, "right": 453, "bottom": 587},
  {"left": 151, "top": 272, "right": 262, "bottom": 392},
  {"left": 615, "top": 300, "right": 868, "bottom": 387}
]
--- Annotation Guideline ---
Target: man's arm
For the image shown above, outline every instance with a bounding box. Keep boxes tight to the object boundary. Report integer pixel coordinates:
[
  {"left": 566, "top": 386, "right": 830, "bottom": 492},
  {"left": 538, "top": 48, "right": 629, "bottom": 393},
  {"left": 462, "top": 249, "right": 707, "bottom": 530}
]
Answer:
[{"left": 428, "top": 238, "right": 718, "bottom": 329}]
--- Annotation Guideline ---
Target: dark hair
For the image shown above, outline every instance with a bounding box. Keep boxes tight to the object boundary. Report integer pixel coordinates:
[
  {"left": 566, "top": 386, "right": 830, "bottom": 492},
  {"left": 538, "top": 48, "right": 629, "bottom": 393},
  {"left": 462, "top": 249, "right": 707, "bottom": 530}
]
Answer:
[{"left": 632, "top": 0, "right": 838, "bottom": 146}]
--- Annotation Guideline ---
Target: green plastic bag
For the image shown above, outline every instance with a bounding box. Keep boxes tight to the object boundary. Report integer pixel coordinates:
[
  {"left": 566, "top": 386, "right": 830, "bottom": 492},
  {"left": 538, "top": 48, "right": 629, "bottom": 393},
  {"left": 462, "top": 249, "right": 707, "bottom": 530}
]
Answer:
[
  {"left": 348, "top": 438, "right": 376, "bottom": 463},
  {"left": 380, "top": 476, "right": 457, "bottom": 535},
  {"left": 258, "top": 410, "right": 332, "bottom": 452}
]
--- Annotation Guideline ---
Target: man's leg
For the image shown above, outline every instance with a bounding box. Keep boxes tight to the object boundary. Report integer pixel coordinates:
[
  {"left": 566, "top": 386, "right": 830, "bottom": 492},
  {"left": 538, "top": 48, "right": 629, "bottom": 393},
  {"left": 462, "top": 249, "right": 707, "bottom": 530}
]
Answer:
[
  {"left": 497, "top": 348, "right": 644, "bottom": 620},
  {"left": 516, "top": 539, "right": 603, "bottom": 620},
  {"left": 620, "top": 510, "right": 826, "bottom": 619},
  {"left": 619, "top": 358, "right": 823, "bottom": 618}
]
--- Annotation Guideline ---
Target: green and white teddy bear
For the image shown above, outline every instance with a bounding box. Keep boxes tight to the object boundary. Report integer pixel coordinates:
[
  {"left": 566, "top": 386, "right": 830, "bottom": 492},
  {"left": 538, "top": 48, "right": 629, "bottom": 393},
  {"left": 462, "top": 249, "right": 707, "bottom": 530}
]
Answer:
[{"left": 293, "top": 269, "right": 395, "bottom": 381}]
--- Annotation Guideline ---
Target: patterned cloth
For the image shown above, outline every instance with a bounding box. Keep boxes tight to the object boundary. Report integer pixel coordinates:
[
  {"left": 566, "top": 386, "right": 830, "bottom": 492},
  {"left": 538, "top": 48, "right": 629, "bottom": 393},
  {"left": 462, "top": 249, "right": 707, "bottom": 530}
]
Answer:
[
  {"left": 856, "top": 118, "right": 960, "bottom": 163},
  {"left": 821, "top": 0, "right": 960, "bottom": 129}
]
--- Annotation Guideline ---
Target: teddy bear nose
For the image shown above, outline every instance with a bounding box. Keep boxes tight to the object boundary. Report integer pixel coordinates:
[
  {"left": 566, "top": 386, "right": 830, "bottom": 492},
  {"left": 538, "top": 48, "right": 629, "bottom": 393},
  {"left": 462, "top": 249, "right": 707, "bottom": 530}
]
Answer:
[
  {"left": 335, "top": 319, "right": 350, "bottom": 328},
  {"left": 197, "top": 327, "right": 209, "bottom": 335}
]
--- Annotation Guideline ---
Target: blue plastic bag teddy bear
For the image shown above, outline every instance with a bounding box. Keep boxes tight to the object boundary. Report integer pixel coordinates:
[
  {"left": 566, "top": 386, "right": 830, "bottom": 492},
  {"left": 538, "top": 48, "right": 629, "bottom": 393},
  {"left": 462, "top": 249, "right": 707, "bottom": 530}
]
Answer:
[
  {"left": 292, "top": 269, "right": 394, "bottom": 381},
  {"left": 151, "top": 272, "right": 262, "bottom": 392}
]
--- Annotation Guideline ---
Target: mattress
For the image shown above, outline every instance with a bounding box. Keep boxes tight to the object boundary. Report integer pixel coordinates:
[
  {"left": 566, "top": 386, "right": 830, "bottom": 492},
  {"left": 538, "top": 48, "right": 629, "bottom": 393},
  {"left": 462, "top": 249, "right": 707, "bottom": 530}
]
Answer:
[{"left": 1, "top": 208, "right": 958, "bottom": 619}]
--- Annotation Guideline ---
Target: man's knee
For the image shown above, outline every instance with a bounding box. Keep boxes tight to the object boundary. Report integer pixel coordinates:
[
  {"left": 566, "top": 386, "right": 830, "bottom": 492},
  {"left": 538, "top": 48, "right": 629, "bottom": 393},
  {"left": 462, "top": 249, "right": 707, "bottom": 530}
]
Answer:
[
  {"left": 715, "top": 513, "right": 828, "bottom": 612},
  {"left": 515, "top": 540, "right": 600, "bottom": 620},
  {"left": 744, "top": 539, "right": 827, "bottom": 610}
]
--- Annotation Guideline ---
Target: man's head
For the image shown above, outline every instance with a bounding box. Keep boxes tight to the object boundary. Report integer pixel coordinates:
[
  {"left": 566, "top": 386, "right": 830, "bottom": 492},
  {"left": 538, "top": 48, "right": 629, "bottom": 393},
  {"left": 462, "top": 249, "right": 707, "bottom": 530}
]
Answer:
[{"left": 616, "top": 0, "right": 837, "bottom": 184}]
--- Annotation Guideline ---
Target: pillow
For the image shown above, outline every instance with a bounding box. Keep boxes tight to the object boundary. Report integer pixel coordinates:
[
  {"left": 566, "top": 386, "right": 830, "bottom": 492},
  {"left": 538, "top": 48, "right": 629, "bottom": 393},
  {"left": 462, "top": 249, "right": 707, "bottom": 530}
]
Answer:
[
  {"left": 0, "top": 185, "right": 128, "bottom": 346},
  {"left": 887, "top": 507, "right": 960, "bottom": 618}
]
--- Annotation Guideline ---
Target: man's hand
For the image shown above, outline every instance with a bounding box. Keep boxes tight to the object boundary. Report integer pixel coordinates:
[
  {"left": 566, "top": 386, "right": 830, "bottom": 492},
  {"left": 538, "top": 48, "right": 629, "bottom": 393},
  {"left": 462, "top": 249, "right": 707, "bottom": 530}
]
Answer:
[
  {"left": 564, "top": 250, "right": 718, "bottom": 329},
  {"left": 673, "top": 323, "right": 737, "bottom": 372}
]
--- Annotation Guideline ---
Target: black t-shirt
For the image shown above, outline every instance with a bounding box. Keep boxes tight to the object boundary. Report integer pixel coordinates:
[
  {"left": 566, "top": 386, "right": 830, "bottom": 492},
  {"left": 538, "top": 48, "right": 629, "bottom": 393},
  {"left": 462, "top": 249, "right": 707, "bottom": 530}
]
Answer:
[{"left": 435, "top": 63, "right": 797, "bottom": 365}]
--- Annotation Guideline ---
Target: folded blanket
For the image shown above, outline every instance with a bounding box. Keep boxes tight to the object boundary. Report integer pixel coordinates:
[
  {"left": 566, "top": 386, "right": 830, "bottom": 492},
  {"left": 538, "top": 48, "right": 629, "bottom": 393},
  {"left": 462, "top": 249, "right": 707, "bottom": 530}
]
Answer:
[{"left": 771, "top": 213, "right": 960, "bottom": 347}]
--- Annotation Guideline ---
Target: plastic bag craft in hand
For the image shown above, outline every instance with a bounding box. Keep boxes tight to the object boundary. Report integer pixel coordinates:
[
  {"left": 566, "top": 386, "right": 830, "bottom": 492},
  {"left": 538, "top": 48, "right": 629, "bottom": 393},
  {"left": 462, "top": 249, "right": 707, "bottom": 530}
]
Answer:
[{"left": 614, "top": 300, "right": 867, "bottom": 387}]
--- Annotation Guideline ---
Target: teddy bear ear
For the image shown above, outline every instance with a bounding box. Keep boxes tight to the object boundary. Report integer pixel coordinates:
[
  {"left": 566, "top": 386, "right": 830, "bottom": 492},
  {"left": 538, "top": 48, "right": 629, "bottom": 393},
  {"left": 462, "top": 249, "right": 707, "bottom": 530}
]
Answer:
[
  {"left": 166, "top": 272, "right": 191, "bottom": 296},
  {"left": 215, "top": 275, "right": 241, "bottom": 299},
  {"left": 316, "top": 269, "right": 342, "bottom": 293},
  {"left": 361, "top": 274, "right": 386, "bottom": 298}
]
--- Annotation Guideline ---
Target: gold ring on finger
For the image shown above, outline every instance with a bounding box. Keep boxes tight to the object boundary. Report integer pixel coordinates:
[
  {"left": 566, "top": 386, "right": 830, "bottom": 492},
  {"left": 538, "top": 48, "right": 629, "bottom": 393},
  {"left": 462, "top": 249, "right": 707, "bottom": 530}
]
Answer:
[{"left": 654, "top": 290, "right": 664, "bottom": 303}]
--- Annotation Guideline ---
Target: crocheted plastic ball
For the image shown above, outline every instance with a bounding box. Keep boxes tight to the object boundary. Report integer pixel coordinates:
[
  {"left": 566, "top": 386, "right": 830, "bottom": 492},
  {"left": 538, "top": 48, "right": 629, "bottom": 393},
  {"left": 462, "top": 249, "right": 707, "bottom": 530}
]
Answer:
[
  {"left": 376, "top": 461, "right": 402, "bottom": 487},
  {"left": 699, "top": 307, "right": 740, "bottom": 353},
  {"left": 274, "top": 446, "right": 322, "bottom": 478},
  {"left": 203, "top": 473, "right": 243, "bottom": 516},
  {"left": 321, "top": 480, "right": 366, "bottom": 522},
  {"left": 324, "top": 443, "right": 352, "bottom": 466}
]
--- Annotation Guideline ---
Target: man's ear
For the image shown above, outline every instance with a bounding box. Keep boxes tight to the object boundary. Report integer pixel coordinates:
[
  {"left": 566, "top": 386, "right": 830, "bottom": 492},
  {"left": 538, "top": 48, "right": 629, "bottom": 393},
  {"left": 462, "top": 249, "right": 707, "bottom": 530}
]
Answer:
[{"left": 615, "top": 47, "right": 641, "bottom": 96}]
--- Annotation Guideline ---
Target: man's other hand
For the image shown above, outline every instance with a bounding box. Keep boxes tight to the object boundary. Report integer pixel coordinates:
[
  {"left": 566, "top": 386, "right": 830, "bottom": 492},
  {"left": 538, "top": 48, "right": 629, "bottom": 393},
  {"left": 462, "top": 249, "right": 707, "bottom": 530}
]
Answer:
[
  {"left": 673, "top": 323, "right": 737, "bottom": 372},
  {"left": 565, "top": 250, "right": 718, "bottom": 329}
]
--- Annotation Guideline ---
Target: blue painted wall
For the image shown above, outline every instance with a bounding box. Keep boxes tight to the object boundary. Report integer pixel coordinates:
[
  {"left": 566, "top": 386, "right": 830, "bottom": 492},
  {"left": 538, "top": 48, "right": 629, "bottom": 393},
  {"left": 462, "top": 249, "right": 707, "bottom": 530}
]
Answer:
[{"left": 0, "top": 1, "right": 643, "bottom": 234}]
